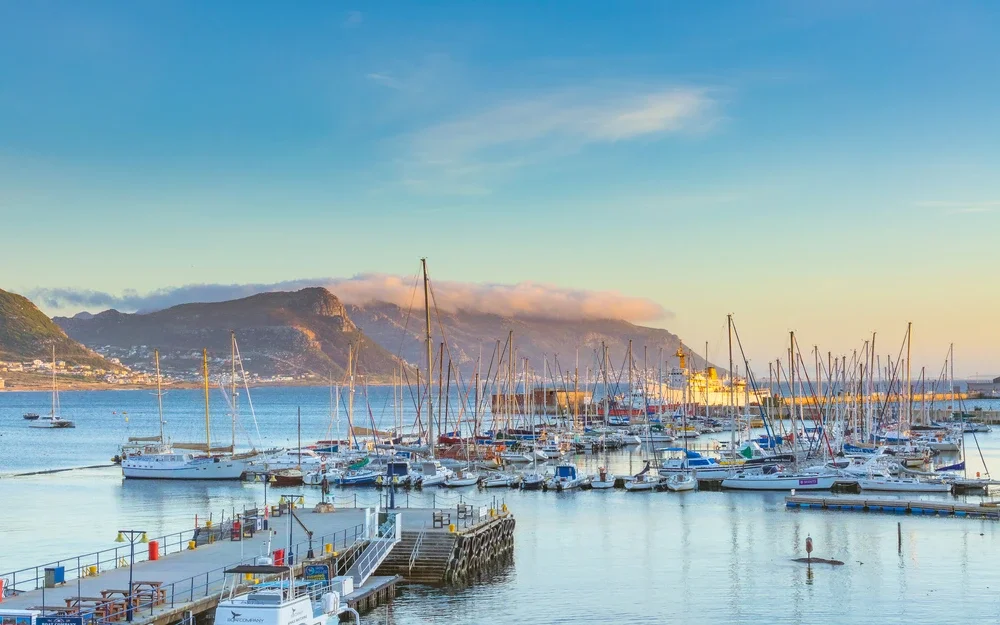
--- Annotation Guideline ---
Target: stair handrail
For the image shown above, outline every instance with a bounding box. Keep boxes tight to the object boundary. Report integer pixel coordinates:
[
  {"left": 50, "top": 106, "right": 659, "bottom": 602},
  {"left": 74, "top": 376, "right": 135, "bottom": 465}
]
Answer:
[
  {"left": 347, "top": 512, "right": 401, "bottom": 587},
  {"left": 408, "top": 523, "right": 427, "bottom": 576}
]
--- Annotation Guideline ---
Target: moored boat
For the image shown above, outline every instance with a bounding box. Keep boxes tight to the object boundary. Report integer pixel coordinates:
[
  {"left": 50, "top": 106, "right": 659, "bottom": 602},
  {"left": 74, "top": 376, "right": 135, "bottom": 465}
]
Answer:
[{"left": 666, "top": 473, "right": 697, "bottom": 492}]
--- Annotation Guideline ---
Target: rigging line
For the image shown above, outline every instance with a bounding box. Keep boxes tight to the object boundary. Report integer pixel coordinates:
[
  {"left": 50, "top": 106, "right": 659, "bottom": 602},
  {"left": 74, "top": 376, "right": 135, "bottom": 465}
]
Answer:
[
  {"left": 730, "top": 319, "right": 776, "bottom": 440},
  {"left": 233, "top": 338, "right": 263, "bottom": 449},
  {"left": 792, "top": 339, "right": 835, "bottom": 459},
  {"left": 425, "top": 278, "right": 476, "bottom": 421},
  {"left": 873, "top": 328, "right": 910, "bottom": 426}
]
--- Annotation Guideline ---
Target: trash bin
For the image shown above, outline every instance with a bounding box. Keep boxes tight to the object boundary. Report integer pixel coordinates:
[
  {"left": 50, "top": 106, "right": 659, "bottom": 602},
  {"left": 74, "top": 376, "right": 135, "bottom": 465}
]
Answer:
[
  {"left": 44, "top": 566, "right": 65, "bottom": 588},
  {"left": 148, "top": 541, "right": 160, "bottom": 561}
]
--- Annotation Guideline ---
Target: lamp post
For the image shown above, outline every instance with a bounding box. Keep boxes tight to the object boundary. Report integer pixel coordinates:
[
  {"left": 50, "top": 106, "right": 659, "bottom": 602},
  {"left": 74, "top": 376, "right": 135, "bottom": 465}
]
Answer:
[
  {"left": 280, "top": 494, "right": 306, "bottom": 564},
  {"left": 114, "top": 530, "right": 148, "bottom": 622}
]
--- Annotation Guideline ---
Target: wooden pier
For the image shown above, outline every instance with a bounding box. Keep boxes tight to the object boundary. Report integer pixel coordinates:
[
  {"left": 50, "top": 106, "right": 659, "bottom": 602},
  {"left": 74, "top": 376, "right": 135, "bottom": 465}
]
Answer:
[
  {"left": 785, "top": 495, "right": 1000, "bottom": 519},
  {"left": 375, "top": 506, "right": 516, "bottom": 585}
]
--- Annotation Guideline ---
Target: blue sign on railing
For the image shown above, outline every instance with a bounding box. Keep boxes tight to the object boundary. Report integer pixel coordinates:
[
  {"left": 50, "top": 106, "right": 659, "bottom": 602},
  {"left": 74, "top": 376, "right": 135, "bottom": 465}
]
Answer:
[
  {"left": 303, "top": 564, "right": 330, "bottom": 582},
  {"left": 37, "top": 617, "right": 84, "bottom": 625}
]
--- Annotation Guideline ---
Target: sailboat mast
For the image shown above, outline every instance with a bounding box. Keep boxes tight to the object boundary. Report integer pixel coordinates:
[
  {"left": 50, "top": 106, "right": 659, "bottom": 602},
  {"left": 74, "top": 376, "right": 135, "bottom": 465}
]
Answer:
[
  {"left": 728, "top": 314, "right": 735, "bottom": 450},
  {"left": 421, "top": 258, "right": 434, "bottom": 457},
  {"left": 51, "top": 344, "right": 56, "bottom": 417},
  {"left": 203, "top": 348, "right": 211, "bottom": 452},
  {"left": 230, "top": 332, "right": 237, "bottom": 451},
  {"left": 347, "top": 344, "right": 355, "bottom": 447},
  {"left": 297, "top": 407, "right": 302, "bottom": 470},
  {"left": 155, "top": 349, "right": 165, "bottom": 442},
  {"left": 627, "top": 340, "right": 633, "bottom": 417},
  {"left": 905, "top": 321, "right": 913, "bottom": 428}
]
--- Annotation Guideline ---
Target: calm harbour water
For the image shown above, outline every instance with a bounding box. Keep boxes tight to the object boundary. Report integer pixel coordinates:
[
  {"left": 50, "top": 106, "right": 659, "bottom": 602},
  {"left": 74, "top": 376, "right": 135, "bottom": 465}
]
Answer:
[{"left": 2, "top": 387, "right": 1000, "bottom": 624}]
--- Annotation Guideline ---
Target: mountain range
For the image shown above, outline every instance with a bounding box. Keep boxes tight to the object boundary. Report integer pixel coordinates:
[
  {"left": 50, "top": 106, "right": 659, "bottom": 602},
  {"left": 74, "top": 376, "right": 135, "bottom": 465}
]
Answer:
[
  {"left": 54, "top": 288, "right": 402, "bottom": 379},
  {"left": 48, "top": 287, "right": 708, "bottom": 381}
]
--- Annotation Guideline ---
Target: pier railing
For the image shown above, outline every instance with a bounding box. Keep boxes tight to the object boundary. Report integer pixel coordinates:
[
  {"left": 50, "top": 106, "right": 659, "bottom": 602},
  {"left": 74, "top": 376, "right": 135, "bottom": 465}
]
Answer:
[
  {"left": 9, "top": 522, "right": 367, "bottom": 624},
  {"left": 1, "top": 527, "right": 197, "bottom": 594},
  {"left": 0, "top": 520, "right": 366, "bottom": 598}
]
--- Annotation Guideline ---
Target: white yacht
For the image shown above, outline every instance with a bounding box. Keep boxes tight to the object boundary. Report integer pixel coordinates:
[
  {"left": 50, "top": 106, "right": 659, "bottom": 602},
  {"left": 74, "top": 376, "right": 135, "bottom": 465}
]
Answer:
[
  {"left": 215, "top": 565, "right": 354, "bottom": 625},
  {"left": 721, "top": 468, "right": 838, "bottom": 491},
  {"left": 122, "top": 452, "right": 247, "bottom": 479}
]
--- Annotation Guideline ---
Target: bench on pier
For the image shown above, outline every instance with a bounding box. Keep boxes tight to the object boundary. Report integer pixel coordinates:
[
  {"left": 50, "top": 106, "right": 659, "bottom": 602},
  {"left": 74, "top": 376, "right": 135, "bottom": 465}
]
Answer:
[
  {"left": 456, "top": 504, "right": 473, "bottom": 521},
  {"left": 432, "top": 511, "right": 451, "bottom": 529}
]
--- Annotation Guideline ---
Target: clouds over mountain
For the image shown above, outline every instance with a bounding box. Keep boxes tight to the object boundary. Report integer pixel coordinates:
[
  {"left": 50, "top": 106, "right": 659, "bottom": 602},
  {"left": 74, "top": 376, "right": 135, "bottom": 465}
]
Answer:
[{"left": 30, "top": 275, "right": 669, "bottom": 323}]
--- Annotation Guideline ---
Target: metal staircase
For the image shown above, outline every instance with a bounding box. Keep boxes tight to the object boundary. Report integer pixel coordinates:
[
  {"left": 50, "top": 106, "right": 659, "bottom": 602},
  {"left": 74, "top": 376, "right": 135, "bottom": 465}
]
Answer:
[{"left": 345, "top": 512, "right": 401, "bottom": 588}]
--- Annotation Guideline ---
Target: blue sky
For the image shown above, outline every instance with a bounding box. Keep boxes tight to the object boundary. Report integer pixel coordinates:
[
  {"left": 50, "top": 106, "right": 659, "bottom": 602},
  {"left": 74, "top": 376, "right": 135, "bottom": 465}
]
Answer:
[{"left": 1, "top": 1, "right": 998, "bottom": 375}]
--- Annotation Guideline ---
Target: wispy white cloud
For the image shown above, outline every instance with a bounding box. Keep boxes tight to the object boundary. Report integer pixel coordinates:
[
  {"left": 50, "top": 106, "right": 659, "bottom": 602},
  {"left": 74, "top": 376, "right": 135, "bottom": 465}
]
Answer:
[
  {"left": 400, "top": 86, "right": 719, "bottom": 194},
  {"left": 343, "top": 10, "right": 363, "bottom": 28},
  {"left": 366, "top": 72, "right": 403, "bottom": 90},
  {"left": 916, "top": 200, "right": 1000, "bottom": 214}
]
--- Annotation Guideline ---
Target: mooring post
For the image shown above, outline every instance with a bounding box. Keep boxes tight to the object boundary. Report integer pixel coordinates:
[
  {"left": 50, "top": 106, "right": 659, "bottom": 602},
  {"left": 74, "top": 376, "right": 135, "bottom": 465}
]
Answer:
[{"left": 897, "top": 522, "right": 902, "bottom": 553}]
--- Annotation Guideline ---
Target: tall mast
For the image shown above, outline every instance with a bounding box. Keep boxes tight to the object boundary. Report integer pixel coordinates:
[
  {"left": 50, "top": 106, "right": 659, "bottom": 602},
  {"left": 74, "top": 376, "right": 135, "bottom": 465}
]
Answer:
[
  {"left": 728, "top": 314, "right": 735, "bottom": 450},
  {"left": 421, "top": 258, "right": 434, "bottom": 457},
  {"left": 297, "top": 407, "right": 302, "bottom": 469},
  {"left": 905, "top": 321, "right": 913, "bottom": 428},
  {"left": 347, "top": 344, "right": 355, "bottom": 447},
  {"left": 627, "top": 340, "right": 633, "bottom": 416},
  {"left": 230, "top": 331, "right": 237, "bottom": 451},
  {"left": 155, "top": 349, "right": 165, "bottom": 442},
  {"left": 51, "top": 344, "right": 57, "bottom": 417},
  {"left": 203, "top": 348, "right": 211, "bottom": 452},
  {"left": 789, "top": 332, "right": 795, "bottom": 429}
]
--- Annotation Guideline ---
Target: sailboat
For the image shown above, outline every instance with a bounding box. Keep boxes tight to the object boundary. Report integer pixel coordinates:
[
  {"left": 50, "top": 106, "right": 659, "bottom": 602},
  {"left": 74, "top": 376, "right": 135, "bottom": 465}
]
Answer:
[
  {"left": 29, "top": 346, "right": 75, "bottom": 429},
  {"left": 122, "top": 349, "right": 247, "bottom": 479},
  {"left": 666, "top": 473, "right": 697, "bottom": 492}
]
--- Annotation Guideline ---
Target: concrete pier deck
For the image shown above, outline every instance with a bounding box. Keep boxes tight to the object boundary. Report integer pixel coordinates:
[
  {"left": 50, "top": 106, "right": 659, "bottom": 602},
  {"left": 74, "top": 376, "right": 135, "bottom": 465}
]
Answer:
[{"left": 2, "top": 507, "right": 367, "bottom": 623}]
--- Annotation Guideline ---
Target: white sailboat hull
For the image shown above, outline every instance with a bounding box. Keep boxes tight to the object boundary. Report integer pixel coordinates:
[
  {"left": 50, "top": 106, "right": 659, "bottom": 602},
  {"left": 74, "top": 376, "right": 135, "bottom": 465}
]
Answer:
[
  {"left": 857, "top": 478, "right": 951, "bottom": 493},
  {"left": 122, "top": 456, "right": 247, "bottom": 479},
  {"left": 721, "top": 473, "right": 837, "bottom": 491},
  {"left": 666, "top": 475, "right": 697, "bottom": 492}
]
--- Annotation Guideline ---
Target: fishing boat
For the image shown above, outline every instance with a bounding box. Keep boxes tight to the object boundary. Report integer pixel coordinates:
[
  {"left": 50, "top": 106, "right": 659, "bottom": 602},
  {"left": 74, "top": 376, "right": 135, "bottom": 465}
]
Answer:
[
  {"left": 22, "top": 412, "right": 40, "bottom": 420},
  {"left": 215, "top": 565, "right": 352, "bottom": 625},
  {"left": 29, "top": 346, "right": 76, "bottom": 429},
  {"left": 545, "top": 464, "right": 589, "bottom": 491},
  {"left": 721, "top": 469, "right": 838, "bottom": 491},
  {"left": 444, "top": 469, "right": 480, "bottom": 487},
  {"left": 666, "top": 473, "right": 697, "bottom": 492},
  {"left": 591, "top": 467, "right": 616, "bottom": 489}
]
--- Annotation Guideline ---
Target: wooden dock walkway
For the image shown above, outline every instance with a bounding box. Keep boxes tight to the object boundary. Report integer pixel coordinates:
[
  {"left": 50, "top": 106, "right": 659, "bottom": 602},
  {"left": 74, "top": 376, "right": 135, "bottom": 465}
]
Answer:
[{"left": 786, "top": 495, "right": 1000, "bottom": 519}]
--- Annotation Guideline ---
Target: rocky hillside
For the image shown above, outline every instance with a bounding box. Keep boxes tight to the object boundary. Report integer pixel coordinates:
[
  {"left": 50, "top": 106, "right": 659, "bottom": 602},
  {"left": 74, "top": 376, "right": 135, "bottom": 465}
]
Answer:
[
  {"left": 0, "top": 288, "right": 121, "bottom": 369},
  {"left": 55, "top": 288, "right": 405, "bottom": 379},
  {"left": 346, "top": 301, "right": 710, "bottom": 376}
]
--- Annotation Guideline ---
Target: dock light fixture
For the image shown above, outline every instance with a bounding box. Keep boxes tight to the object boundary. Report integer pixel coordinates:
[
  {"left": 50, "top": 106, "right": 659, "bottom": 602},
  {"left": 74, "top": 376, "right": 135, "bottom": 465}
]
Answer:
[{"left": 115, "top": 529, "right": 148, "bottom": 622}]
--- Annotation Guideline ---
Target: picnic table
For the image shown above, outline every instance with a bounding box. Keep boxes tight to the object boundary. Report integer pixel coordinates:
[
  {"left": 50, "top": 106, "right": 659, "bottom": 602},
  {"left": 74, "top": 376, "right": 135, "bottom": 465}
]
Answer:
[
  {"left": 64, "top": 597, "right": 116, "bottom": 619},
  {"left": 131, "top": 581, "right": 166, "bottom": 606}
]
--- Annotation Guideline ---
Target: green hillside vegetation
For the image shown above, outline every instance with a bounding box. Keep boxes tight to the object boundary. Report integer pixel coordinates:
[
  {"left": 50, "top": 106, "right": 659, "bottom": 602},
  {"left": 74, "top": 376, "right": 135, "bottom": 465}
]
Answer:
[{"left": 0, "top": 288, "right": 121, "bottom": 369}]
